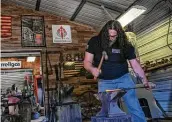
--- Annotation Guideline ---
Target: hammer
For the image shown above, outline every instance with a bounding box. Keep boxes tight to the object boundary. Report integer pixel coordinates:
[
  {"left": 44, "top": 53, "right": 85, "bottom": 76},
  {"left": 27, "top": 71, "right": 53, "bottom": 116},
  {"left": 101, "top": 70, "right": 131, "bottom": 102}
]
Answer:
[{"left": 94, "top": 51, "right": 108, "bottom": 80}]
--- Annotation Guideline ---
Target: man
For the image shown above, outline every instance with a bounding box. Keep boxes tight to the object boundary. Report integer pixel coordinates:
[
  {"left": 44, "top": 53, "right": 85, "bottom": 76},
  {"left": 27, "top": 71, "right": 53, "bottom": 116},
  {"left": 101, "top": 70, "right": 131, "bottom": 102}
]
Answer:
[{"left": 84, "top": 20, "right": 150, "bottom": 122}]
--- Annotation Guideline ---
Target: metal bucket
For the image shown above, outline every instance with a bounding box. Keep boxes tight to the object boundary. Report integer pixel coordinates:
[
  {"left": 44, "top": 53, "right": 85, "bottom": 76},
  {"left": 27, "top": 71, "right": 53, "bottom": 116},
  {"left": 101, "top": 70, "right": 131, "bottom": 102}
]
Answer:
[
  {"left": 57, "top": 103, "right": 82, "bottom": 122},
  {"left": 18, "top": 101, "right": 31, "bottom": 122}
]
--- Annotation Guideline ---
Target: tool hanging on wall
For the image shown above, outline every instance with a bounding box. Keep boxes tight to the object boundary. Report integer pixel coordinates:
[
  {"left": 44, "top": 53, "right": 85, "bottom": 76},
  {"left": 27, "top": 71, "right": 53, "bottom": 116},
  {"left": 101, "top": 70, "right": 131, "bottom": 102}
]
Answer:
[
  {"left": 47, "top": 53, "right": 53, "bottom": 75},
  {"left": 54, "top": 64, "right": 62, "bottom": 105},
  {"left": 59, "top": 52, "right": 64, "bottom": 79}
]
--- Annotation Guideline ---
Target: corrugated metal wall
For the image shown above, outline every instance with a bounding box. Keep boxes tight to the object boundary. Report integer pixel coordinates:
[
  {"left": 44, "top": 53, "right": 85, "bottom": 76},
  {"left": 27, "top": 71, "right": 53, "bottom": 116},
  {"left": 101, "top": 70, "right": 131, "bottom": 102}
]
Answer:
[
  {"left": 137, "top": 15, "right": 172, "bottom": 64},
  {"left": 136, "top": 15, "right": 172, "bottom": 117},
  {"left": 1, "top": 69, "right": 33, "bottom": 93},
  {"left": 148, "top": 66, "right": 172, "bottom": 117},
  {"left": 134, "top": 0, "right": 170, "bottom": 33}
]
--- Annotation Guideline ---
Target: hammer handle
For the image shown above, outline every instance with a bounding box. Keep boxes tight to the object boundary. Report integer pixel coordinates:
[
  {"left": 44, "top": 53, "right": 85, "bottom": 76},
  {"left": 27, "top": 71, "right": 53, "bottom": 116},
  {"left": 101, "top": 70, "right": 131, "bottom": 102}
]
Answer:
[{"left": 94, "top": 55, "right": 104, "bottom": 80}]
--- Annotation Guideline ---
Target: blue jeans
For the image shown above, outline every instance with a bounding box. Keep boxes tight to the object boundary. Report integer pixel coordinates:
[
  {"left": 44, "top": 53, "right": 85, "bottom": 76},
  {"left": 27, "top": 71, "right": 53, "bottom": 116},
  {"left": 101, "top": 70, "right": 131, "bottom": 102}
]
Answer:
[{"left": 98, "top": 73, "right": 146, "bottom": 122}]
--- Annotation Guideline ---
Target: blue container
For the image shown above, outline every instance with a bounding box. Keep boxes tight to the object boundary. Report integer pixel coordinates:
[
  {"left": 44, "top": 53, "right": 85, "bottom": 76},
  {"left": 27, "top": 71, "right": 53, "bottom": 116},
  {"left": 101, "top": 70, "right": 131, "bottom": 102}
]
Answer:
[
  {"left": 91, "top": 115, "right": 132, "bottom": 122},
  {"left": 32, "top": 112, "right": 40, "bottom": 120}
]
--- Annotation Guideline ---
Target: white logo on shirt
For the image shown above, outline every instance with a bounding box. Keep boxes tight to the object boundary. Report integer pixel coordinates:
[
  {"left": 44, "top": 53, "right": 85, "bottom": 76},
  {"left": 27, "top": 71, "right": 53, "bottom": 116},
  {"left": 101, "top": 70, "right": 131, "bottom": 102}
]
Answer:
[{"left": 112, "top": 49, "right": 120, "bottom": 53}]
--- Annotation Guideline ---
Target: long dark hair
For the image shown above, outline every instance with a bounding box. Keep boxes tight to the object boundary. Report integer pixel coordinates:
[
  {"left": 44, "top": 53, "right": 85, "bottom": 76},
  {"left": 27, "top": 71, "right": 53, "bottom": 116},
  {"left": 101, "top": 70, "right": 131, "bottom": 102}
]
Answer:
[{"left": 98, "top": 20, "right": 130, "bottom": 55}]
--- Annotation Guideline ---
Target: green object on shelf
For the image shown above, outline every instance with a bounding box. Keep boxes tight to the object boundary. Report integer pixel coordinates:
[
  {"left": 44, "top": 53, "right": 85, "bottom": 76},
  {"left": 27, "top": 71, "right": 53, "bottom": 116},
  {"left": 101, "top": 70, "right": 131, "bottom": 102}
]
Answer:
[
  {"left": 79, "top": 67, "right": 86, "bottom": 76},
  {"left": 85, "top": 71, "right": 94, "bottom": 79}
]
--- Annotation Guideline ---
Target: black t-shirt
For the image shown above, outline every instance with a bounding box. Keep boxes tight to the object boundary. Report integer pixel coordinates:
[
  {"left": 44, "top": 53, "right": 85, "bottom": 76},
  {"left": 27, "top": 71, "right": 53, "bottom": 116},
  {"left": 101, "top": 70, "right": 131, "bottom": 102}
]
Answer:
[{"left": 86, "top": 36, "right": 136, "bottom": 80}]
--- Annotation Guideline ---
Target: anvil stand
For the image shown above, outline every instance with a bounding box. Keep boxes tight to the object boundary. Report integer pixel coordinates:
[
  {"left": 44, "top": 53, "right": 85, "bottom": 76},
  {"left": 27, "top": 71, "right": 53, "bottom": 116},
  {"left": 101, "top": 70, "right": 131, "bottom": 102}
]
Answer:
[
  {"left": 48, "top": 63, "right": 82, "bottom": 122},
  {"left": 91, "top": 90, "right": 132, "bottom": 122}
]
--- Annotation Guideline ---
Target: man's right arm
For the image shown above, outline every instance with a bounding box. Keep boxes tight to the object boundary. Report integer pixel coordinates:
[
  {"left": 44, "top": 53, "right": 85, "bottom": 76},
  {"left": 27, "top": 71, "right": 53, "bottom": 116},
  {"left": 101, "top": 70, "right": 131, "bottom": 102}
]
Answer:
[{"left": 84, "top": 52, "right": 100, "bottom": 78}]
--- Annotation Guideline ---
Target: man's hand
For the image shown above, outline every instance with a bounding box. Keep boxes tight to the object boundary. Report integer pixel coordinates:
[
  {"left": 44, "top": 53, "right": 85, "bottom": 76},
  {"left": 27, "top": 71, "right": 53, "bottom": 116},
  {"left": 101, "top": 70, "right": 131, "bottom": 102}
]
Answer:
[
  {"left": 143, "top": 82, "right": 156, "bottom": 90},
  {"left": 143, "top": 82, "right": 151, "bottom": 90},
  {"left": 90, "top": 67, "right": 101, "bottom": 78}
]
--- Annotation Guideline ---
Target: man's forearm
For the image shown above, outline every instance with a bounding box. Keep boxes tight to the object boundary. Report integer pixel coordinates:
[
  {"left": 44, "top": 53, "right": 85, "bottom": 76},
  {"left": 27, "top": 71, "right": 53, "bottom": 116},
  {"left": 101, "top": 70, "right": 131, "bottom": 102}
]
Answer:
[
  {"left": 134, "top": 68, "right": 148, "bottom": 84},
  {"left": 131, "top": 60, "right": 148, "bottom": 83},
  {"left": 84, "top": 60, "right": 94, "bottom": 73}
]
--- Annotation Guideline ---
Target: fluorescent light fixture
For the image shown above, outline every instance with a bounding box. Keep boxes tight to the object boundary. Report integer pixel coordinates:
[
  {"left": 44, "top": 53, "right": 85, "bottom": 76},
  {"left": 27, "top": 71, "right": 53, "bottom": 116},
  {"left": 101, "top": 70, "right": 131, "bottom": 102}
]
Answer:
[
  {"left": 117, "top": 5, "right": 147, "bottom": 27},
  {"left": 27, "top": 57, "right": 36, "bottom": 62}
]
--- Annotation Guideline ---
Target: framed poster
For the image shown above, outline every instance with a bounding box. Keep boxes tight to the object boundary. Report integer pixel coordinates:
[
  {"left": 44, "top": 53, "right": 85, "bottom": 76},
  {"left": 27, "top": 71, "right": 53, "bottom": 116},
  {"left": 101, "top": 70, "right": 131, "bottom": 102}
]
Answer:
[
  {"left": 21, "top": 15, "right": 46, "bottom": 47},
  {"left": 52, "top": 25, "right": 72, "bottom": 43}
]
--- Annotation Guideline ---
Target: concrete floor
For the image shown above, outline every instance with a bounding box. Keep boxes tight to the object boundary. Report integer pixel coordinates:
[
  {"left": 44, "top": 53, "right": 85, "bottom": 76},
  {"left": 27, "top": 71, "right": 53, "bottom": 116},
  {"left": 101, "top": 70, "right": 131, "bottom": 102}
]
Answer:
[
  {"left": 83, "top": 118, "right": 172, "bottom": 122},
  {"left": 31, "top": 116, "right": 46, "bottom": 122},
  {"left": 83, "top": 120, "right": 172, "bottom": 122}
]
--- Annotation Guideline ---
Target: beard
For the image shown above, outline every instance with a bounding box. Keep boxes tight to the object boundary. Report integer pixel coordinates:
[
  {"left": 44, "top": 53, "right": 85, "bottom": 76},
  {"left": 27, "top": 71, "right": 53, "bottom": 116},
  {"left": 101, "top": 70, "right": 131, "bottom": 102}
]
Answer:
[{"left": 109, "top": 37, "right": 117, "bottom": 47}]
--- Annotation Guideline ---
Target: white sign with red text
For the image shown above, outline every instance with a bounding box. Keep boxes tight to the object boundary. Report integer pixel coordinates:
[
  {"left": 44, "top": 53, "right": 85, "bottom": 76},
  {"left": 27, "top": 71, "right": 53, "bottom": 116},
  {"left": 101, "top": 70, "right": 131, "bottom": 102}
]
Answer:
[{"left": 52, "top": 25, "right": 72, "bottom": 43}]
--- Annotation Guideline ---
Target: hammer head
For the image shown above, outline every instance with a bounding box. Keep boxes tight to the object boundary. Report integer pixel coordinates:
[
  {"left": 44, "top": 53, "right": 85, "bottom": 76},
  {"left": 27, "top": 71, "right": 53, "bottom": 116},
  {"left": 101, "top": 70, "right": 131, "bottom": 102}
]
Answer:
[{"left": 102, "top": 51, "right": 108, "bottom": 60}]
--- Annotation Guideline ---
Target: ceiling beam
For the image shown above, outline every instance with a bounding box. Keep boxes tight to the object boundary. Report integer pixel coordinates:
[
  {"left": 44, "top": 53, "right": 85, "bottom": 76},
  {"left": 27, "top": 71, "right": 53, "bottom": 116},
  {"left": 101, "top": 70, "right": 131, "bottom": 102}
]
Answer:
[
  {"left": 35, "top": 0, "right": 41, "bottom": 11},
  {"left": 70, "top": 0, "right": 86, "bottom": 21},
  {"left": 87, "top": 0, "right": 123, "bottom": 13},
  {"left": 101, "top": 5, "right": 114, "bottom": 20}
]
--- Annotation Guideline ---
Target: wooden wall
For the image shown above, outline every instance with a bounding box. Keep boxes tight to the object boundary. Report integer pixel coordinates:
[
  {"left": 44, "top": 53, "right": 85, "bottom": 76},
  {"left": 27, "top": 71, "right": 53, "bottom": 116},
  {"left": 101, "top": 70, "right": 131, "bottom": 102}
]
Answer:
[
  {"left": 1, "top": 3, "right": 97, "bottom": 50},
  {"left": 1, "top": 3, "right": 98, "bottom": 94}
]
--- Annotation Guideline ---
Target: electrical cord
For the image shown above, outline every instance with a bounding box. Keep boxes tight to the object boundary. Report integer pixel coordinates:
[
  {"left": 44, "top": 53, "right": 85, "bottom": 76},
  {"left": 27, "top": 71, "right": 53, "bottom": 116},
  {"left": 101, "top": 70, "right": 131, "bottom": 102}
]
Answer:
[
  {"left": 143, "top": 0, "right": 165, "bottom": 15},
  {"left": 144, "top": 0, "right": 172, "bottom": 50},
  {"left": 168, "top": 0, "right": 172, "bottom": 5},
  {"left": 166, "top": 9, "right": 172, "bottom": 50}
]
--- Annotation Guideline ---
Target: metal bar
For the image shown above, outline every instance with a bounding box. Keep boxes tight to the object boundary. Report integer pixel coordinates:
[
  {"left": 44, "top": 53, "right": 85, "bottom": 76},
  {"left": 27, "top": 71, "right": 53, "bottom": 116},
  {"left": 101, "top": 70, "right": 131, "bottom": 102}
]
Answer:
[
  {"left": 45, "top": 49, "right": 50, "bottom": 114},
  {"left": 1, "top": 69, "right": 33, "bottom": 73},
  {"left": 35, "top": 0, "right": 41, "bottom": 11},
  {"left": 87, "top": 0, "right": 123, "bottom": 13},
  {"left": 106, "top": 86, "right": 147, "bottom": 92},
  {"left": 101, "top": 5, "right": 113, "bottom": 20},
  {"left": 70, "top": 0, "right": 86, "bottom": 21},
  {"left": 1, "top": 49, "right": 42, "bottom": 53},
  {"left": 40, "top": 50, "right": 46, "bottom": 115}
]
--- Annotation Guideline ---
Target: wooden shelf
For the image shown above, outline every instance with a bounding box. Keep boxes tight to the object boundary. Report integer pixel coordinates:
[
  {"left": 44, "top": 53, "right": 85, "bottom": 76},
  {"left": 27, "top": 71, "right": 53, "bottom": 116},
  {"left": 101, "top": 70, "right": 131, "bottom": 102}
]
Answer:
[{"left": 146, "top": 62, "right": 172, "bottom": 72}]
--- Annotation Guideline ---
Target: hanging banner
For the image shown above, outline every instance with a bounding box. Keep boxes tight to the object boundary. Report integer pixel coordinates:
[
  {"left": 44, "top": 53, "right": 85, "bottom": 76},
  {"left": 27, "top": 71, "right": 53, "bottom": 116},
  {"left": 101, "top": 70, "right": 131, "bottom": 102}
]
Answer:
[
  {"left": 1, "top": 16, "right": 12, "bottom": 38},
  {"left": 1, "top": 61, "right": 22, "bottom": 69},
  {"left": 52, "top": 25, "right": 72, "bottom": 43}
]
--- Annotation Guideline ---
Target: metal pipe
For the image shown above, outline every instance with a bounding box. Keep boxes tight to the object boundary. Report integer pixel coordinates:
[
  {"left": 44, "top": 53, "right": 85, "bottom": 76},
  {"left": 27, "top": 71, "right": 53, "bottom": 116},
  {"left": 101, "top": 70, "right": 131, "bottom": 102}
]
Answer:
[
  {"left": 35, "top": 0, "right": 41, "bottom": 11},
  {"left": 70, "top": 0, "right": 86, "bottom": 21},
  {"left": 106, "top": 86, "right": 147, "bottom": 92},
  {"left": 87, "top": 0, "right": 123, "bottom": 13},
  {"left": 101, "top": 5, "right": 113, "bottom": 20},
  {"left": 45, "top": 49, "right": 50, "bottom": 114}
]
